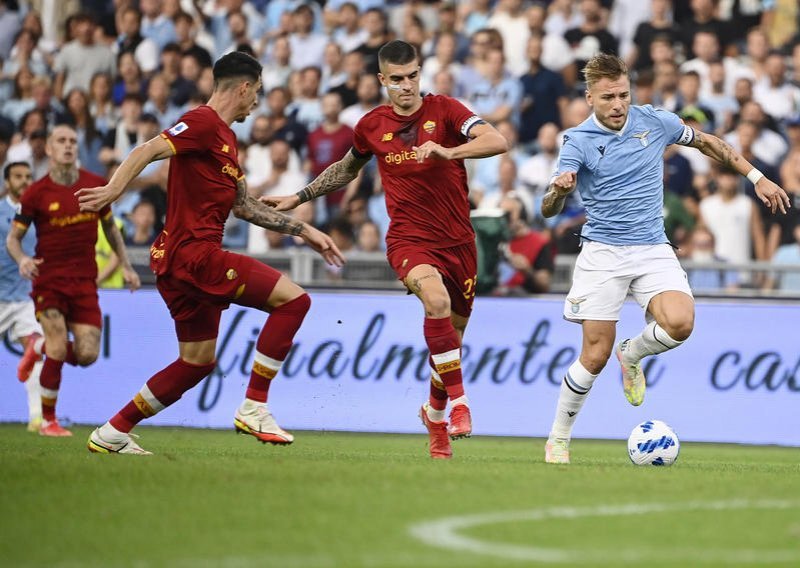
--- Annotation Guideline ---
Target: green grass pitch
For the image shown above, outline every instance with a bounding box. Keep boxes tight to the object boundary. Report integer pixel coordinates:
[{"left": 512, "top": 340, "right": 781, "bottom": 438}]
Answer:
[{"left": 1, "top": 425, "right": 798, "bottom": 567}]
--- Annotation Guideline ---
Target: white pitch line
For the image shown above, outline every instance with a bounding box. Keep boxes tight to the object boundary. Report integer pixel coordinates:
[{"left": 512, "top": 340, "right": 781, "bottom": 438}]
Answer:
[{"left": 409, "top": 499, "right": 800, "bottom": 565}]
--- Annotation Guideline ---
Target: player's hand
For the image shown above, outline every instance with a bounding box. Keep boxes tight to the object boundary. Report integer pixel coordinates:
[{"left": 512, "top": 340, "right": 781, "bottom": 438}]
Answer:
[
  {"left": 260, "top": 194, "right": 300, "bottom": 211},
  {"left": 122, "top": 266, "right": 141, "bottom": 292},
  {"left": 75, "top": 184, "right": 117, "bottom": 212},
  {"left": 412, "top": 141, "right": 453, "bottom": 162},
  {"left": 754, "top": 178, "right": 791, "bottom": 214},
  {"left": 19, "top": 256, "right": 42, "bottom": 280},
  {"left": 552, "top": 171, "right": 577, "bottom": 195},
  {"left": 300, "top": 225, "right": 346, "bottom": 267}
]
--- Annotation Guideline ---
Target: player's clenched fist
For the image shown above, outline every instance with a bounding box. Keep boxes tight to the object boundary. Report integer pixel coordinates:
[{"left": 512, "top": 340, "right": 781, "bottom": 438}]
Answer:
[
  {"left": 553, "top": 171, "right": 577, "bottom": 194},
  {"left": 412, "top": 141, "right": 453, "bottom": 162}
]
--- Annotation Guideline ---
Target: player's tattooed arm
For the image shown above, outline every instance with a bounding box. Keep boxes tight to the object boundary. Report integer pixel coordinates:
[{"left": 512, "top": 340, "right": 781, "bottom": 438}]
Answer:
[
  {"left": 233, "top": 177, "right": 305, "bottom": 235},
  {"left": 296, "top": 150, "right": 371, "bottom": 204},
  {"left": 541, "top": 171, "right": 577, "bottom": 218},
  {"left": 689, "top": 131, "right": 742, "bottom": 170}
]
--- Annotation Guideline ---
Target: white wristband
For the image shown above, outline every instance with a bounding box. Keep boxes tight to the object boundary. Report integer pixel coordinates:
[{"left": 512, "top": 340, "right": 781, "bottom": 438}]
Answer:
[{"left": 746, "top": 168, "right": 764, "bottom": 185}]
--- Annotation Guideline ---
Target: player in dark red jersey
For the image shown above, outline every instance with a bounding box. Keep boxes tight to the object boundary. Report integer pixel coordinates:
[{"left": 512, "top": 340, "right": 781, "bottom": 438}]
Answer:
[
  {"left": 6, "top": 124, "right": 140, "bottom": 437},
  {"left": 265, "top": 40, "right": 508, "bottom": 459},
  {"left": 77, "top": 52, "right": 344, "bottom": 455}
]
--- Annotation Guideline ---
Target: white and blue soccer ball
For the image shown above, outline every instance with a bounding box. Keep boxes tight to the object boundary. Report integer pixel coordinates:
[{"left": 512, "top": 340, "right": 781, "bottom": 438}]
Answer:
[{"left": 627, "top": 420, "right": 680, "bottom": 466}]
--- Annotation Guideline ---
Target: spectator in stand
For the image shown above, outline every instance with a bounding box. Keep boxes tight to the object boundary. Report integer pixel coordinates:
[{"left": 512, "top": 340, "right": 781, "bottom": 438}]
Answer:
[
  {"left": 124, "top": 199, "right": 158, "bottom": 247},
  {"left": 88, "top": 73, "right": 116, "bottom": 136},
  {"left": 321, "top": 42, "right": 347, "bottom": 93},
  {"left": 4, "top": 28, "right": 49, "bottom": 77},
  {"left": 244, "top": 114, "right": 300, "bottom": 194},
  {"left": 726, "top": 101, "right": 788, "bottom": 169},
  {"left": 157, "top": 43, "right": 193, "bottom": 107},
  {"left": 634, "top": 70, "right": 655, "bottom": 106},
  {"left": 685, "top": 226, "right": 739, "bottom": 292},
  {"left": 653, "top": 60, "right": 680, "bottom": 111},
  {"left": 221, "top": 10, "right": 252, "bottom": 56},
  {"left": 0, "top": 0, "right": 21, "bottom": 61},
  {"left": 286, "top": 66, "right": 324, "bottom": 132},
  {"left": 741, "top": 27, "right": 770, "bottom": 85},
  {"left": 266, "top": 85, "right": 308, "bottom": 155},
  {"left": 518, "top": 33, "right": 567, "bottom": 148},
  {"left": 423, "top": 2, "right": 470, "bottom": 63},
  {"left": 100, "top": 93, "right": 143, "bottom": 167},
  {"left": 681, "top": 31, "right": 746, "bottom": 99},
  {"left": 288, "top": 4, "right": 329, "bottom": 72},
  {"left": 753, "top": 51, "right": 800, "bottom": 122},
  {"left": 608, "top": 0, "right": 652, "bottom": 66},
  {"left": 486, "top": 0, "right": 529, "bottom": 77},
  {"left": 7, "top": 111, "right": 49, "bottom": 178},
  {"left": 306, "top": 92, "right": 354, "bottom": 220},
  {"left": 629, "top": 0, "right": 679, "bottom": 72},
  {"left": 112, "top": 51, "right": 147, "bottom": 106},
  {"left": 459, "top": 0, "right": 492, "bottom": 37},
  {"left": 354, "top": 8, "right": 391, "bottom": 75},
  {"left": 497, "top": 195, "right": 554, "bottom": 295},
  {"left": 676, "top": 71, "right": 716, "bottom": 129},
  {"left": 785, "top": 116, "right": 800, "bottom": 153},
  {"left": 179, "top": 51, "right": 206, "bottom": 88},
  {"left": 53, "top": 13, "right": 115, "bottom": 100},
  {"left": 2, "top": 68, "right": 36, "bottom": 126},
  {"left": 63, "top": 88, "right": 104, "bottom": 176},
  {"left": 679, "top": 0, "right": 730, "bottom": 59},
  {"left": 465, "top": 48, "right": 522, "bottom": 127},
  {"left": 15, "top": 129, "right": 48, "bottom": 181},
  {"left": 420, "top": 32, "right": 463, "bottom": 96},
  {"left": 250, "top": 139, "right": 307, "bottom": 199},
  {"left": 700, "top": 166, "right": 766, "bottom": 279},
  {"left": 699, "top": 61, "right": 738, "bottom": 136},
  {"left": 355, "top": 219, "right": 382, "bottom": 252},
  {"left": 765, "top": 224, "right": 800, "bottom": 292},
  {"left": 114, "top": 6, "right": 160, "bottom": 76},
  {"left": 140, "top": 0, "right": 177, "bottom": 50},
  {"left": 261, "top": 35, "right": 292, "bottom": 92},
  {"left": 458, "top": 28, "right": 503, "bottom": 97},
  {"left": 544, "top": 0, "right": 581, "bottom": 39},
  {"left": 331, "top": 2, "right": 369, "bottom": 54},
  {"left": 524, "top": 3, "right": 575, "bottom": 83},
  {"left": 565, "top": 0, "right": 619, "bottom": 85},
  {"left": 329, "top": 50, "right": 365, "bottom": 109},
  {"left": 173, "top": 11, "right": 212, "bottom": 68},
  {"left": 143, "top": 73, "right": 183, "bottom": 129},
  {"left": 340, "top": 73, "right": 383, "bottom": 129},
  {"left": 519, "top": 122, "right": 561, "bottom": 219}
]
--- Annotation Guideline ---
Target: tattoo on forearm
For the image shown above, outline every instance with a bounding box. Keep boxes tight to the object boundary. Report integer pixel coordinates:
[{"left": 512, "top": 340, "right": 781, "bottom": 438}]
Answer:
[
  {"left": 297, "top": 152, "right": 369, "bottom": 203},
  {"left": 694, "top": 132, "right": 740, "bottom": 168},
  {"left": 235, "top": 178, "right": 304, "bottom": 236},
  {"left": 541, "top": 185, "right": 568, "bottom": 218}
]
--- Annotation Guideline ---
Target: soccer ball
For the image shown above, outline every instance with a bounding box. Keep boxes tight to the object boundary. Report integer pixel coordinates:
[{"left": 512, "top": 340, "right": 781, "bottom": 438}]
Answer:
[{"left": 627, "top": 420, "right": 680, "bottom": 466}]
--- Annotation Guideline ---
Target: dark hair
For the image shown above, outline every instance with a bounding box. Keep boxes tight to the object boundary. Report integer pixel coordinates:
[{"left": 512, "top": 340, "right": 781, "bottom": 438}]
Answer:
[
  {"left": 212, "top": 51, "right": 262, "bottom": 88},
  {"left": 378, "top": 40, "right": 419, "bottom": 69},
  {"left": 4, "top": 161, "right": 30, "bottom": 180}
]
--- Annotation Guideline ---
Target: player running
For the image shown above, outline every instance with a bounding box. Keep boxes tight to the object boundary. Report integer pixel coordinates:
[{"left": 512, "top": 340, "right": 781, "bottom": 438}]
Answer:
[
  {"left": 77, "top": 51, "right": 344, "bottom": 455},
  {"left": 542, "top": 53, "right": 790, "bottom": 464},
  {"left": 264, "top": 40, "right": 508, "bottom": 459},
  {"left": 1, "top": 162, "right": 43, "bottom": 431},
  {"left": 6, "top": 125, "right": 141, "bottom": 437}
]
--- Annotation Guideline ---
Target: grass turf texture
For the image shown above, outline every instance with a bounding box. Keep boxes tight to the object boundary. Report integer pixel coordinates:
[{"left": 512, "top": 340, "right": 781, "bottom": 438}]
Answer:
[{"left": 1, "top": 425, "right": 798, "bottom": 568}]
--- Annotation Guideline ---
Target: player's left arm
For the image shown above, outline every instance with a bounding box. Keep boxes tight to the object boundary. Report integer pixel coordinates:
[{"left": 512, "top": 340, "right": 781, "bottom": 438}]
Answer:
[
  {"left": 233, "top": 177, "right": 346, "bottom": 266},
  {"left": 100, "top": 214, "right": 141, "bottom": 291},
  {"left": 688, "top": 129, "right": 791, "bottom": 214},
  {"left": 413, "top": 121, "right": 509, "bottom": 162},
  {"left": 5, "top": 222, "right": 41, "bottom": 280}
]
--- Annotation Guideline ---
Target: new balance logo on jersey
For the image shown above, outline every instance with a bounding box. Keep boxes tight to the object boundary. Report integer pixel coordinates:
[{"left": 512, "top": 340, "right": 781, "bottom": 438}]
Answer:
[
  {"left": 632, "top": 130, "right": 650, "bottom": 147},
  {"left": 48, "top": 202, "right": 60, "bottom": 211},
  {"left": 168, "top": 122, "right": 189, "bottom": 136},
  {"left": 381, "top": 132, "right": 393, "bottom": 142},
  {"left": 222, "top": 144, "right": 230, "bottom": 153}
]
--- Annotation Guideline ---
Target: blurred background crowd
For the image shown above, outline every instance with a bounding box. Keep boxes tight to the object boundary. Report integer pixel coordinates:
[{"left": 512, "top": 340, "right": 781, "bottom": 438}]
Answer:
[{"left": 1, "top": 0, "right": 799, "bottom": 295}]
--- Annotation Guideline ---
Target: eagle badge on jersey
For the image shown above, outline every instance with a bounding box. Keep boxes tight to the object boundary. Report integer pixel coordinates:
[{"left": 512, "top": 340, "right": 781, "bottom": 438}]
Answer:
[
  {"left": 632, "top": 130, "right": 650, "bottom": 147},
  {"left": 168, "top": 122, "right": 189, "bottom": 136},
  {"left": 423, "top": 120, "right": 436, "bottom": 134},
  {"left": 48, "top": 202, "right": 60, "bottom": 211}
]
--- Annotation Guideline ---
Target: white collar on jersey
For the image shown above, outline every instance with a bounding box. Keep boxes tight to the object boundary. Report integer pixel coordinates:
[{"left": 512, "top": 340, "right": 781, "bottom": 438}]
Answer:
[
  {"left": 591, "top": 113, "right": 629, "bottom": 136},
  {"left": 4, "top": 195, "right": 21, "bottom": 214}
]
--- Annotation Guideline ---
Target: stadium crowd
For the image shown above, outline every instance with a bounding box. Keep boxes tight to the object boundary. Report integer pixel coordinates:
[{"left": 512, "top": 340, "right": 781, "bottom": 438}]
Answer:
[{"left": 1, "top": 0, "right": 800, "bottom": 294}]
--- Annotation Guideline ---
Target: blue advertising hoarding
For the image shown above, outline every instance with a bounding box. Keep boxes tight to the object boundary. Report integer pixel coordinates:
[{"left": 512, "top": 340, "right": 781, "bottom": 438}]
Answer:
[{"left": 1, "top": 290, "right": 798, "bottom": 446}]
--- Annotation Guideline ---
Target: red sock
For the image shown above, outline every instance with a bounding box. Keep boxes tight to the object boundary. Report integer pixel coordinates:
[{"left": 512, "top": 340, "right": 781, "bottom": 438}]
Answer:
[
  {"left": 428, "top": 356, "right": 448, "bottom": 411},
  {"left": 245, "top": 294, "right": 310, "bottom": 403},
  {"left": 110, "top": 358, "right": 216, "bottom": 433},
  {"left": 424, "top": 317, "right": 465, "bottom": 401},
  {"left": 40, "top": 357, "right": 64, "bottom": 421},
  {"left": 44, "top": 342, "right": 77, "bottom": 366}
]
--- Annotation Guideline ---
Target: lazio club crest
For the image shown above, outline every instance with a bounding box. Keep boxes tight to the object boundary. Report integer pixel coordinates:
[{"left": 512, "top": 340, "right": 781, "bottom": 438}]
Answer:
[{"left": 567, "top": 297, "right": 586, "bottom": 314}]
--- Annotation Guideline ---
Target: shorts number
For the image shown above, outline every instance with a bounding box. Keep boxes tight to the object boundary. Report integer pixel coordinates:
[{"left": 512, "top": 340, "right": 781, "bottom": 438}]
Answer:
[{"left": 463, "top": 275, "right": 477, "bottom": 300}]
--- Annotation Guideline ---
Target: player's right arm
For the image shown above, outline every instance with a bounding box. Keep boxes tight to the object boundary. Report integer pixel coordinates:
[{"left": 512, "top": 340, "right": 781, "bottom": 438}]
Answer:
[
  {"left": 233, "top": 177, "right": 346, "bottom": 267},
  {"left": 542, "top": 134, "right": 583, "bottom": 218},
  {"left": 261, "top": 149, "right": 371, "bottom": 212},
  {"left": 76, "top": 135, "right": 174, "bottom": 212},
  {"left": 5, "top": 222, "right": 41, "bottom": 280}
]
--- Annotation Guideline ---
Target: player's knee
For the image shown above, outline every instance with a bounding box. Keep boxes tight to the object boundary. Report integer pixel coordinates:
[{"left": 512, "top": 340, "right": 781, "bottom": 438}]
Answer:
[
  {"left": 661, "top": 312, "right": 694, "bottom": 342},
  {"left": 75, "top": 350, "right": 98, "bottom": 367},
  {"left": 275, "top": 293, "right": 311, "bottom": 317},
  {"left": 44, "top": 342, "right": 67, "bottom": 361},
  {"left": 582, "top": 352, "right": 610, "bottom": 375},
  {"left": 423, "top": 294, "right": 450, "bottom": 318}
]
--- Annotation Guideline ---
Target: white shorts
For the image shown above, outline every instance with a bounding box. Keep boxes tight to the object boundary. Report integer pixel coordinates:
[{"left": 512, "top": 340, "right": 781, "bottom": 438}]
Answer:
[
  {"left": 563, "top": 241, "right": 693, "bottom": 323},
  {"left": 0, "top": 300, "right": 41, "bottom": 343}
]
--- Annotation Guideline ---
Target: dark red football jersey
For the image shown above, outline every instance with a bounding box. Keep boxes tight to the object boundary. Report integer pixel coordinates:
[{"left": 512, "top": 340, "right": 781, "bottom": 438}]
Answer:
[
  {"left": 16, "top": 169, "right": 110, "bottom": 286},
  {"left": 152, "top": 105, "right": 243, "bottom": 275},
  {"left": 352, "top": 94, "right": 481, "bottom": 251}
]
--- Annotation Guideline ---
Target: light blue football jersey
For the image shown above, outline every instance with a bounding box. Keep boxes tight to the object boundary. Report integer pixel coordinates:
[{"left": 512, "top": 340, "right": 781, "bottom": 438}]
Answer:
[
  {"left": 0, "top": 196, "right": 36, "bottom": 302},
  {"left": 554, "top": 104, "right": 694, "bottom": 245}
]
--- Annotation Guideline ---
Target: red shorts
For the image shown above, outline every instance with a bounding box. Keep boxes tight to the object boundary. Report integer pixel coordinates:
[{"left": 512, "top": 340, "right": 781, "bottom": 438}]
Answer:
[
  {"left": 32, "top": 278, "right": 102, "bottom": 328},
  {"left": 157, "top": 248, "right": 283, "bottom": 342},
  {"left": 387, "top": 241, "right": 478, "bottom": 318}
]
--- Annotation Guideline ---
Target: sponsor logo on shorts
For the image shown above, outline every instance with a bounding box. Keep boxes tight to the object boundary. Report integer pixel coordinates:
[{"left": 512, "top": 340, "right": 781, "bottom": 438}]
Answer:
[
  {"left": 226, "top": 268, "right": 238, "bottom": 280},
  {"left": 423, "top": 120, "right": 436, "bottom": 134},
  {"left": 567, "top": 296, "right": 586, "bottom": 314},
  {"left": 381, "top": 132, "right": 393, "bottom": 142}
]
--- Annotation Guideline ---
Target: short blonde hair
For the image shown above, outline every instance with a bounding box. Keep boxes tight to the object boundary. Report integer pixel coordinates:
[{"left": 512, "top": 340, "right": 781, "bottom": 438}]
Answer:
[{"left": 583, "top": 53, "right": 628, "bottom": 89}]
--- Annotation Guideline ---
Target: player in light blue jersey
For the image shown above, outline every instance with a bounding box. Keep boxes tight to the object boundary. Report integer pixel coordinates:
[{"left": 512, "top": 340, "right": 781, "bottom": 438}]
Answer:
[
  {"left": 541, "top": 54, "right": 790, "bottom": 464},
  {"left": 0, "top": 162, "right": 44, "bottom": 432}
]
